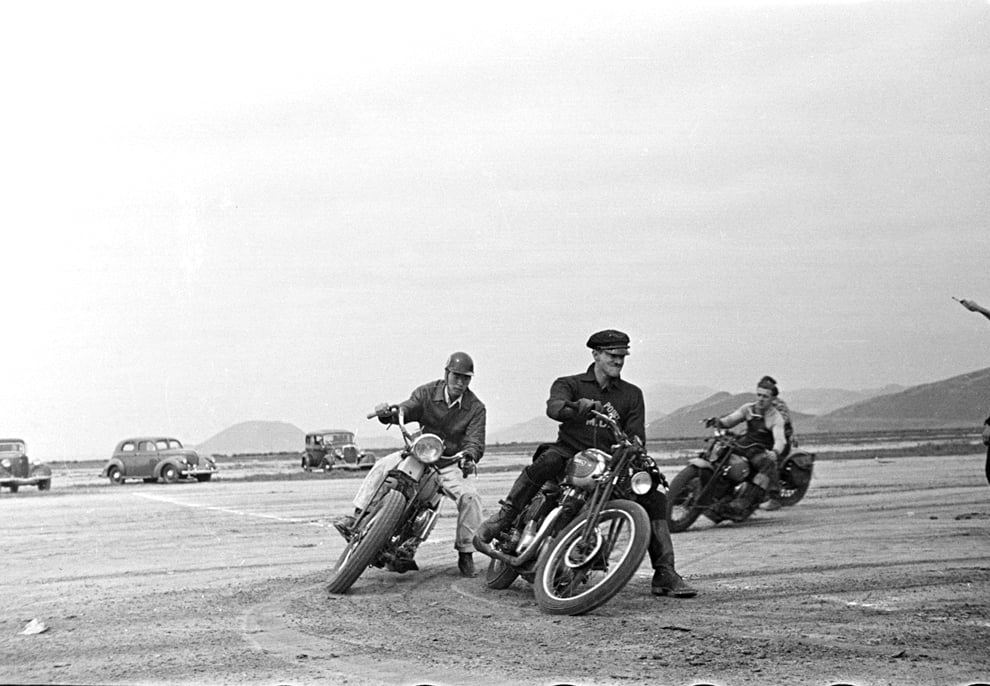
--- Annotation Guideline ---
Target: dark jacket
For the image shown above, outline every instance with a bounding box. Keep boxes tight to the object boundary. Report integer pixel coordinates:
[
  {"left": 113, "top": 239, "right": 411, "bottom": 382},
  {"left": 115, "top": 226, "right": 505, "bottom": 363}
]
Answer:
[
  {"left": 394, "top": 380, "right": 487, "bottom": 462},
  {"left": 546, "top": 364, "right": 645, "bottom": 452}
]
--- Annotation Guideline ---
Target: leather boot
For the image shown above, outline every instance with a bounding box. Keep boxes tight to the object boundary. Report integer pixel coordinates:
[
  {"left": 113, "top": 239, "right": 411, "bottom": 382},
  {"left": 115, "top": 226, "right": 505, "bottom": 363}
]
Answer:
[
  {"left": 333, "top": 508, "right": 361, "bottom": 541},
  {"left": 648, "top": 519, "right": 697, "bottom": 598},
  {"left": 726, "top": 485, "right": 765, "bottom": 521},
  {"left": 474, "top": 472, "right": 541, "bottom": 545},
  {"left": 458, "top": 552, "right": 476, "bottom": 577}
]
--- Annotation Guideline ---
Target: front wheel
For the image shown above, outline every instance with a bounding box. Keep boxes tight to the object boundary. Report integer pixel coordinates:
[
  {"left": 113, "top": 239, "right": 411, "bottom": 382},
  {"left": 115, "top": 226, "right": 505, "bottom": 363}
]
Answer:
[
  {"left": 326, "top": 489, "right": 406, "bottom": 594},
  {"left": 196, "top": 474, "right": 212, "bottom": 482},
  {"left": 161, "top": 464, "right": 179, "bottom": 484},
  {"left": 37, "top": 479, "right": 51, "bottom": 491},
  {"left": 108, "top": 466, "right": 125, "bottom": 485},
  {"left": 667, "top": 465, "right": 707, "bottom": 533},
  {"left": 533, "top": 499, "right": 650, "bottom": 616}
]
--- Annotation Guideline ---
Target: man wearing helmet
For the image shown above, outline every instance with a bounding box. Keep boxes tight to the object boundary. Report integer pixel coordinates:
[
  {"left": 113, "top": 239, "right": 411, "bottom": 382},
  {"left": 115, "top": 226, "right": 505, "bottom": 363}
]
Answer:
[
  {"left": 333, "top": 351, "right": 486, "bottom": 578},
  {"left": 705, "top": 376, "right": 789, "bottom": 517},
  {"left": 474, "top": 329, "right": 697, "bottom": 598}
]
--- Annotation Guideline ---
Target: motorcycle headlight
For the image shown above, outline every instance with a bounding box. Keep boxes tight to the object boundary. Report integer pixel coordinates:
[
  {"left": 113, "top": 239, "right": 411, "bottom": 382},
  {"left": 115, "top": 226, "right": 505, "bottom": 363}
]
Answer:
[
  {"left": 630, "top": 470, "right": 654, "bottom": 495},
  {"left": 411, "top": 434, "right": 444, "bottom": 464}
]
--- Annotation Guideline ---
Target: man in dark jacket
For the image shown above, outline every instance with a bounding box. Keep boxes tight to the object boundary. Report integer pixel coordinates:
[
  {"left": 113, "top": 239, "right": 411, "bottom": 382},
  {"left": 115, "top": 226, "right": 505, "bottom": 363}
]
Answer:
[
  {"left": 474, "top": 330, "right": 696, "bottom": 598},
  {"left": 334, "top": 352, "right": 485, "bottom": 577}
]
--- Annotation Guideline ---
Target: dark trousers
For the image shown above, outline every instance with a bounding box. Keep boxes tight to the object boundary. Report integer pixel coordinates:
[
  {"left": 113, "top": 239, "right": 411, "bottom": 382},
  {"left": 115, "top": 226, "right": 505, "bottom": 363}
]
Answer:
[{"left": 985, "top": 446, "right": 990, "bottom": 487}]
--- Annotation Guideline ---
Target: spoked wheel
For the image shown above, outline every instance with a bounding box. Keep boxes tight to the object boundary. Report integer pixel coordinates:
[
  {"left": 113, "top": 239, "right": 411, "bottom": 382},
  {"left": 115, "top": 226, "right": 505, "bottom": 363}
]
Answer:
[
  {"left": 666, "top": 465, "right": 707, "bottom": 533},
  {"left": 533, "top": 499, "right": 650, "bottom": 616},
  {"left": 326, "top": 489, "right": 406, "bottom": 594},
  {"left": 484, "top": 556, "right": 519, "bottom": 590}
]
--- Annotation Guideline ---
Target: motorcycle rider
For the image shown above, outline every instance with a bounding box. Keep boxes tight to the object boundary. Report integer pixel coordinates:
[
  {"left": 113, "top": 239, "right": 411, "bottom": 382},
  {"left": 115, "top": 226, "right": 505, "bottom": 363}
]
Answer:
[
  {"left": 757, "top": 375, "right": 793, "bottom": 511},
  {"left": 475, "top": 329, "right": 697, "bottom": 598},
  {"left": 705, "top": 376, "right": 788, "bottom": 518},
  {"left": 332, "top": 352, "right": 485, "bottom": 578}
]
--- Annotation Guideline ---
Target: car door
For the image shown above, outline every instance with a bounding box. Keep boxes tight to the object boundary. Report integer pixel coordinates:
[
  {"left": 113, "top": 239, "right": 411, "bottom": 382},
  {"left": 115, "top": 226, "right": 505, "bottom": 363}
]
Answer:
[{"left": 133, "top": 440, "right": 158, "bottom": 478}]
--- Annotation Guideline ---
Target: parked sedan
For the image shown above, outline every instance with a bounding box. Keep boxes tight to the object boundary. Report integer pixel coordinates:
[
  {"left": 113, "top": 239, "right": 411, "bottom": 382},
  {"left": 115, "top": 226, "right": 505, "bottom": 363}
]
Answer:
[
  {"left": 0, "top": 439, "right": 52, "bottom": 493},
  {"left": 102, "top": 437, "right": 217, "bottom": 485}
]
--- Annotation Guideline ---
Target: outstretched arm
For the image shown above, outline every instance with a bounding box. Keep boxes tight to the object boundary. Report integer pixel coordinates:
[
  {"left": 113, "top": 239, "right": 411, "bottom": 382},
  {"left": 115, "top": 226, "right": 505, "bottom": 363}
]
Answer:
[{"left": 959, "top": 298, "right": 990, "bottom": 321}]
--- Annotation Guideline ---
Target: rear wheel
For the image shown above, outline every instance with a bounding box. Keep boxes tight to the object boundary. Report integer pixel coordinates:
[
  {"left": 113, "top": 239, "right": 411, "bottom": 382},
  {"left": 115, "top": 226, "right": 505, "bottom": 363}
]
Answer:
[
  {"left": 326, "top": 489, "right": 406, "bottom": 594},
  {"left": 778, "top": 452, "right": 813, "bottom": 506},
  {"left": 8, "top": 484, "right": 19, "bottom": 493},
  {"left": 533, "top": 499, "right": 650, "bottom": 616},
  {"left": 667, "top": 465, "right": 707, "bottom": 532},
  {"left": 37, "top": 479, "right": 51, "bottom": 491}
]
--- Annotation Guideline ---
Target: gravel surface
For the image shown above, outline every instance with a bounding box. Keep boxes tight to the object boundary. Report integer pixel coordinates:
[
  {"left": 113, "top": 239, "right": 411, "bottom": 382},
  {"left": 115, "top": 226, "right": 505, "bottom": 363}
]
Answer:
[{"left": 1, "top": 453, "right": 988, "bottom": 686}]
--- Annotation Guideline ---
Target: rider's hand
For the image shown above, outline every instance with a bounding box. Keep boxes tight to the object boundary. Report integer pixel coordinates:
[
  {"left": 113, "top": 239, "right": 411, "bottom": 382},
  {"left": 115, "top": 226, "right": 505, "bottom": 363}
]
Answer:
[
  {"left": 459, "top": 456, "right": 477, "bottom": 478},
  {"left": 575, "top": 398, "right": 603, "bottom": 419},
  {"left": 960, "top": 299, "right": 978, "bottom": 311},
  {"left": 704, "top": 416, "right": 720, "bottom": 428},
  {"left": 374, "top": 403, "right": 394, "bottom": 423}
]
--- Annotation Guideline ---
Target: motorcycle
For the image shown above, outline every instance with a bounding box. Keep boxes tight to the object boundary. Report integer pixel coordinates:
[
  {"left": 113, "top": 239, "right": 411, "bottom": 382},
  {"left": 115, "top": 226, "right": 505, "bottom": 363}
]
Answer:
[
  {"left": 325, "top": 405, "right": 469, "bottom": 594},
  {"left": 666, "top": 427, "right": 816, "bottom": 532},
  {"left": 474, "top": 409, "right": 657, "bottom": 616}
]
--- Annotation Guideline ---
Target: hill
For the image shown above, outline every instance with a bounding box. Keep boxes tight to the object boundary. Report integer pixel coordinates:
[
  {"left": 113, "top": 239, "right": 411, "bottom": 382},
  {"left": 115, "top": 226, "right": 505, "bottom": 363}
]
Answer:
[
  {"left": 196, "top": 420, "right": 304, "bottom": 455},
  {"left": 646, "top": 392, "right": 816, "bottom": 439},
  {"left": 808, "top": 367, "right": 990, "bottom": 432},
  {"left": 785, "top": 384, "right": 904, "bottom": 415}
]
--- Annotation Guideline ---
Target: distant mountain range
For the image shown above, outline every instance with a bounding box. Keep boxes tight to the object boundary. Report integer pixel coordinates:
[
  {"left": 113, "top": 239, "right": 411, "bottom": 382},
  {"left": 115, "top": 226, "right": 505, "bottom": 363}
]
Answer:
[{"left": 195, "top": 368, "right": 988, "bottom": 453}]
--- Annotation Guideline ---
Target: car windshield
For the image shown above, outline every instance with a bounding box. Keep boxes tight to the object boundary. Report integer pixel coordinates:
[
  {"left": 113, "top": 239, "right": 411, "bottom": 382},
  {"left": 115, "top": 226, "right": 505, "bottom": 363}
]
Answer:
[
  {"left": 329, "top": 433, "right": 353, "bottom": 443},
  {"left": 0, "top": 442, "right": 25, "bottom": 453}
]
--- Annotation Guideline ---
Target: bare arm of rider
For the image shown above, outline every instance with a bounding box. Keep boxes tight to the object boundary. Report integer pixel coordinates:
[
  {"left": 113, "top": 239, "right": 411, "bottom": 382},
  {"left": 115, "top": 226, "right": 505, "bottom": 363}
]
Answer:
[
  {"left": 768, "top": 414, "right": 787, "bottom": 458},
  {"left": 717, "top": 406, "right": 748, "bottom": 430}
]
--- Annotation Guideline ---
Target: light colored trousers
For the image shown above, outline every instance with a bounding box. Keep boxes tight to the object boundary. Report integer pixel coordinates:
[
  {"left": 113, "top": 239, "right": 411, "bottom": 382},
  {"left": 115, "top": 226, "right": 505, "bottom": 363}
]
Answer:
[{"left": 352, "top": 451, "right": 482, "bottom": 553}]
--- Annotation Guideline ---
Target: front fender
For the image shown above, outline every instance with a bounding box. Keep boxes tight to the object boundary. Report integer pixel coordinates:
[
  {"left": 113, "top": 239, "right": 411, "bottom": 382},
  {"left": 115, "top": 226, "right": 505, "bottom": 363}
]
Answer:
[{"left": 102, "top": 460, "right": 124, "bottom": 477}]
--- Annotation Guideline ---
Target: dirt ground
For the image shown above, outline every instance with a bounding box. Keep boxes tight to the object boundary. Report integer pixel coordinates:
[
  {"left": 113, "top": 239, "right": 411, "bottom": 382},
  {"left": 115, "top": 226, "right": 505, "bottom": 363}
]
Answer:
[{"left": 1, "top": 453, "right": 988, "bottom": 686}]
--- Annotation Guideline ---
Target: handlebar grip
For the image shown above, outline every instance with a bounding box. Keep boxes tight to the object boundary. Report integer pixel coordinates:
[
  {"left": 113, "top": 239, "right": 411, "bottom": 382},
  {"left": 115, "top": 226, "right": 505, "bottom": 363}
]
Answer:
[{"left": 366, "top": 412, "right": 377, "bottom": 419}]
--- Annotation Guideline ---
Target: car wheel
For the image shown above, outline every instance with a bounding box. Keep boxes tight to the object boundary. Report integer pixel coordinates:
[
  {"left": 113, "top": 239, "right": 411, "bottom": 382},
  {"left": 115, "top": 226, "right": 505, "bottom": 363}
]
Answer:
[
  {"left": 195, "top": 474, "right": 212, "bottom": 482},
  {"left": 8, "top": 484, "right": 19, "bottom": 493},
  {"left": 161, "top": 464, "right": 180, "bottom": 484},
  {"left": 37, "top": 479, "right": 51, "bottom": 491},
  {"left": 108, "top": 466, "right": 125, "bottom": 485}
]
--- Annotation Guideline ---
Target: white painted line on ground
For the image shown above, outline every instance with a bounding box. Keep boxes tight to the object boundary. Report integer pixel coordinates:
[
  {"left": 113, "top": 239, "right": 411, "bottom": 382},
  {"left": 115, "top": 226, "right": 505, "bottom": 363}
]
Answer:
[{"left": 133, "top": 492, "right": 314, "bottom": 524}]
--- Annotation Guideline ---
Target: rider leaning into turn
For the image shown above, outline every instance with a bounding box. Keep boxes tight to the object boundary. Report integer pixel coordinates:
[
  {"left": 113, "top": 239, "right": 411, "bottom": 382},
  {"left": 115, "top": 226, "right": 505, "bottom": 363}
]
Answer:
[
  {"left": 706, "top": 376, "right": 788, "bottom": 516},
  {"left": 332, "top": 352, "right": 486, "bottom": 578},
  {"left": 475, "top": 329, "right": 697, "bottom": 598}
]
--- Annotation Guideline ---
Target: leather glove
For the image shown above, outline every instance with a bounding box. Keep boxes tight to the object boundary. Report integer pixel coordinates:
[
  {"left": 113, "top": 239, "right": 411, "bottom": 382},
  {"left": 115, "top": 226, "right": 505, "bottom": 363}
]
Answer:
[
  {"left": 375, "top": 403, "right": 395, "bottom": 424},
  {"left": 704, "top": 416, "right": 720, "bottom": 428},
  {"left": 575, "top": 398, "right": 603, "bottom": 419},
  {"left": 459, "top": 456, "right": 477, "bottom": 478}
]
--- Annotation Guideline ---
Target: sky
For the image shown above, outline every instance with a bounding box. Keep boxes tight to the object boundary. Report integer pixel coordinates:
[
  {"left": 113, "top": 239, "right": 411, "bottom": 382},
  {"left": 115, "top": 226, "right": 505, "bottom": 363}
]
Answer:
[{"left": 2, "top": 0, "right": 988, "bottom": 460}]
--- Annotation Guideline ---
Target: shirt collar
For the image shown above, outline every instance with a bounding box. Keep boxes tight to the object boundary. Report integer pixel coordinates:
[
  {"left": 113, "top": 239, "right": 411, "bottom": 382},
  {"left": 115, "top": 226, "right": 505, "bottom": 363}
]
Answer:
[{"left": 443, "top": 383, "right": 463, "bottom": 408}]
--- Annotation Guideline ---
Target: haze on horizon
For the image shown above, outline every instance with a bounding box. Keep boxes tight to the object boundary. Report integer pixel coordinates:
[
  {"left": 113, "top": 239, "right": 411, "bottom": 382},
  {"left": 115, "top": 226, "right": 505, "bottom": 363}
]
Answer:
[{"left": 2, "top": 0, "right": 988, "bottom": 461}]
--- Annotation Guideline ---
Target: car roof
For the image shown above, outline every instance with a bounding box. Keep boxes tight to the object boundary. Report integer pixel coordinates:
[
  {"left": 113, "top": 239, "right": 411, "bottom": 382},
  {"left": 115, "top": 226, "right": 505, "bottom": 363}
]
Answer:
[
  {"left": 116, "top": 437, "right": 183, "bottom": 445},
  {"left": 308, "top": 430, "right": 353, "bottom": 436},
  {"left": 0, "top": 438, "right": 26, "bottom": 443}
]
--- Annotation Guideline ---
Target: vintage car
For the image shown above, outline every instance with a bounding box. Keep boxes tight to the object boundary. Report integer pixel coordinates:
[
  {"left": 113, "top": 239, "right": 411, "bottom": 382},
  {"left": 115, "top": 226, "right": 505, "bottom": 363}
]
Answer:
[
  {"left": 0, "top": 439, "right": 52, "bottom": 493},
  {"left": 301, "top": 430, "right": 376, "bottom": 471},
  {"left": 102, "top": 437, "right": 218, "bottom": 485}
]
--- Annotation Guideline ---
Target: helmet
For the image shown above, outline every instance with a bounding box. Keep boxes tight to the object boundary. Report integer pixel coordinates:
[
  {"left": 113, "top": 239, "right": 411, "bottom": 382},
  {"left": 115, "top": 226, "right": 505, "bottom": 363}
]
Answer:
[{"left": 444, "top": 351, "right": 474, "bottom": 377}]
